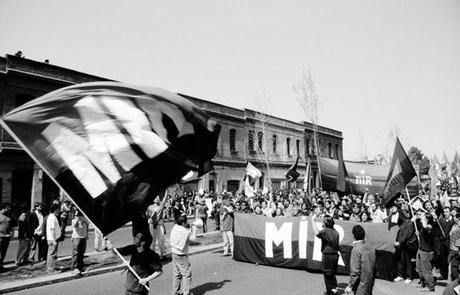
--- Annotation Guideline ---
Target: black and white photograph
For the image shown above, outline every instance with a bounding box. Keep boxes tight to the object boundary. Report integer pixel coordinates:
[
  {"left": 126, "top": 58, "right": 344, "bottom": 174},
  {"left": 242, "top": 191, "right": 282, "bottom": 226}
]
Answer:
[{"left": 0, "top": 1, "right": 459, "bottom": 294}]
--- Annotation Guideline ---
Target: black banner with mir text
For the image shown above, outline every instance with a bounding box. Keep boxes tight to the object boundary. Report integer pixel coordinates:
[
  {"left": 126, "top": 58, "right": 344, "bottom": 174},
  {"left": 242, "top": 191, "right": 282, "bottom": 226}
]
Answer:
[{"left": 233, "top": 214, "right": 398, "bottom": 281}]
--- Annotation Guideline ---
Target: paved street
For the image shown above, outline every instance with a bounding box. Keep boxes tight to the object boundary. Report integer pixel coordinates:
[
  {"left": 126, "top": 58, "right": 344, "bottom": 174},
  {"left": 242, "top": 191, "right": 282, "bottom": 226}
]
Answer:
[
  {"left": 3, "top": 218, "right": 216, "bottom": 264},
  {"left": 7, "top": 250, "right": 449, "bottom": 295}
]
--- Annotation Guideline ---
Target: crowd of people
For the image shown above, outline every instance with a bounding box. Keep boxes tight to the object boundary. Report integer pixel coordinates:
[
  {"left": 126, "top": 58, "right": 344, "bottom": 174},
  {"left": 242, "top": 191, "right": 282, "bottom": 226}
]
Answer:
[
  {"left": 2, "top": 182, "right": 460, "bottom": 294},
  {"left": 173, "top": 183, "right": 460, "bottom": 294},
  {"left": 0, "top": 199, "right": 91, "bottom": 275}
]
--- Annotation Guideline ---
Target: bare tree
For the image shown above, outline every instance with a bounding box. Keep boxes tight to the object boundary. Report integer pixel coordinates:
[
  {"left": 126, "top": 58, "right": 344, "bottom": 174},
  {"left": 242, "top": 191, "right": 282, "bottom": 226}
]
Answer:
[
  {"left": 293, "top": 70, "right": 322, "bottom": 186},
  {"left": 248, "top": 89, "right": 273, "bottom": 190}
]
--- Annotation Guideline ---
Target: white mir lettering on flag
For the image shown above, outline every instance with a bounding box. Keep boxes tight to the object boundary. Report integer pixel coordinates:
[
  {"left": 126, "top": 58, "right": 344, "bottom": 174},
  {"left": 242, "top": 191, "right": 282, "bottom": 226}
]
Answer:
[{"left": 0, "top": 82, "right": 220, "bottom": 234}]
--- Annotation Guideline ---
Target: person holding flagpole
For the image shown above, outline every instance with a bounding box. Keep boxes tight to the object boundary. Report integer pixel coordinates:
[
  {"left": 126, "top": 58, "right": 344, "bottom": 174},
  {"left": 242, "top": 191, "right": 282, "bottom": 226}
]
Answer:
[
  {"left": 311, "top": 214, "right": 340, "bottom": 295},
  {"left": 114, "top": 231, "right": 163, "bottom": 295},
  {"left": 413, "top": 209, "right": 436, "bottom": 292}
]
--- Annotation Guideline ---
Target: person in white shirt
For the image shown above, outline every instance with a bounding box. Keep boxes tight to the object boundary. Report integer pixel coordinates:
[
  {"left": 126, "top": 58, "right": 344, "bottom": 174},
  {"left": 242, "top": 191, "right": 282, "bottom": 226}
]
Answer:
[
  {"left": 46, "top": 202, "right": 61, "bottom": 272},
  {"left": 170, "top": 215, "right": 197, "bottom": 295},
  {"left": 369, "top": 203, "right": 387, "bottom": 223},
  {"left": 261, "top": 200, "right": 275, "bottom": 217}
]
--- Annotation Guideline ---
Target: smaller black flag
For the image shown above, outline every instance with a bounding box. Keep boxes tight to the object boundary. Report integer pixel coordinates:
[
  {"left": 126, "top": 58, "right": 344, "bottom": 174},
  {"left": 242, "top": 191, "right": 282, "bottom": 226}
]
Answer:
[{"left": 285, "top": 155, "right": 300, "bottom": 182}]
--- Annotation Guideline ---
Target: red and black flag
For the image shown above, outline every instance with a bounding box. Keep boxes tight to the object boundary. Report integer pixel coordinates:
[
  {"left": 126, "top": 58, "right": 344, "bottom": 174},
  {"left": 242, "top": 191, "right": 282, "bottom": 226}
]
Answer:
[
  {"left": 0, "top": 82, "right": 220, "bottom": 235},
  {"left": 383, "top": 137, "right": 417, "bottom": 207},
  {"left": 285, "top": 155, "right": 300, "bottom": 182}
]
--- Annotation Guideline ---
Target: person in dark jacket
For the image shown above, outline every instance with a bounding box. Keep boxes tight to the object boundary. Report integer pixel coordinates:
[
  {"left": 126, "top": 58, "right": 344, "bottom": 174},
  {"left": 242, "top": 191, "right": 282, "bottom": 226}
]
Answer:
[
  {"left": 345, "top": 224, "right": 376, "bottom": 295},
  {"left": 115, "top": 231, "right": 163, "bottom": 295},
  {"left": 393, "top": 209, "right": 417, "bottom": 284},
  {"left": 438, "top": 206, "right": 455, "bottom": 280},
  {"left": 414, "top": 210, "right": 436, "bottom": 292},
  {"left": 16, "top": 204, "right": 32, "bottom": 265},
  {"left": 312, "top": 214, "right": 340, "bottom": 295},
  {"left": 425, "top": 200, "right": 443, "bottom": 276}
]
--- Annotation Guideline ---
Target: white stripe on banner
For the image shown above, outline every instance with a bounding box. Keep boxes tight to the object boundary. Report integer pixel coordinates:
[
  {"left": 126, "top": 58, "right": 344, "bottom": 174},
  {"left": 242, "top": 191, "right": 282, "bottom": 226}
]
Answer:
[
  {"left": 265, "top": 222, "right": 292, "bottom": 259},
  {"left": 75, "top": 96, "right": 143, "bottom": 172},
  {"left": 42, "top": 122, "right": 109, "bottom": 198},
  {"left": 100, "top": 96, "right": 168, "bottom": 158}
]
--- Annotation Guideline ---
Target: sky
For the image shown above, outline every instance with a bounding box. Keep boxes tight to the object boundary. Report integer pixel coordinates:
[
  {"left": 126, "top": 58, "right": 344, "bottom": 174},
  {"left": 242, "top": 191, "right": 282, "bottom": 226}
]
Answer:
[{"left": 1, "top": 0, "right": 459, "bottom": 161}]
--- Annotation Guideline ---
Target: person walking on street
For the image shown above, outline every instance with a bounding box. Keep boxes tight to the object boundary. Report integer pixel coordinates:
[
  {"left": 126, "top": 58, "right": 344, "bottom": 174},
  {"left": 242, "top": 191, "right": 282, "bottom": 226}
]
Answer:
[
  {"left": 16, "top": 204, "right": 32, "bottom": 265},
  {"left": 438, "top": 206, "right": 455, "bottom": 280},
  {"left": 146, "top": 195, "right": 169, "bottom": 258},
  {"left": 414, "top": 210, "right": 436, "bottom": 292},
  {"left": 46, "top": 202, "right": 61, "bottom": 272},
  {"left": 170, "top": 215, "right": 198, "bottom": 295},
  {"left": 449, "top": 212, "right": 460, "bottom": 282},
  {"left": 0, "top": 203, "right": 13, "bottom": 272},
  {"left": 220, "top": 195, "right": 234, "bottom": 256},
  {"left": 70, "top": 209, "right": 88, "bottom": 274},
  {"left": 28, "top": 202, "right": 45, "bottom": 262},
  {"left": 196, "top": 199, "right": 208, "bottom": 234},
  {"left": 114, "top": 231, "right": 163, "bottom": 295},
  {"left": 393, "top": 209, "right": 417, "bottom": 284},
  {"left": 311, "top": 214, "right": 340, "bottom": 295},
  {"left": 344, "top": 225, "right": 376, "bottom": 295}
]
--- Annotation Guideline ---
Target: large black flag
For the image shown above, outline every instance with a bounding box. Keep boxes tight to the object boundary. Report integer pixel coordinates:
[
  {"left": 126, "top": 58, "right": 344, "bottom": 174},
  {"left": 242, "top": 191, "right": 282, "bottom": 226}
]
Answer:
[
  {"left": 0, "top": 82, "right": 220, "bottom": 235},
  {"left": 383, "top": 137, "right": 416, "bottom": 207}
]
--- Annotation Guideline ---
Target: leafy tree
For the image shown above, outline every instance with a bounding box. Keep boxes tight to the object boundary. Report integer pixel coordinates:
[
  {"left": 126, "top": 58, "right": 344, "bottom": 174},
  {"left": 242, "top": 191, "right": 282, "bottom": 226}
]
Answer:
[{"left": 407, "top": 146, "right": 430, "bottom": 175}]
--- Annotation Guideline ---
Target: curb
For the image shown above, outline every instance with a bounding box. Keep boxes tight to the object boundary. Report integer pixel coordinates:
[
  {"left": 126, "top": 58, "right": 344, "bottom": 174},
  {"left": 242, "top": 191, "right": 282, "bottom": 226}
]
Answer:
[{"left": 0, "top": 242, "right": 223, "bottom": 294}]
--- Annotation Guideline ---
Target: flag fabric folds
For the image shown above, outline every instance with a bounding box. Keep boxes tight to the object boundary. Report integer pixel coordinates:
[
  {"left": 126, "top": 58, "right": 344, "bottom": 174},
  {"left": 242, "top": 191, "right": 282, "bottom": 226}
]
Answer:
[
  {"left": 285, "top": 155, "right": 300, "bottom": 182},
  {"left": 244, "top": 162, "right": 262, "bottom": 197},
  {"left": 0, "top": 82, "right": 220, "bottom": 235},
  {"left": 336, "top": 149, "right": 348, "bottom": 192},
  {"left": 383, "top": 138, "right": 417, "bottom": 207}
]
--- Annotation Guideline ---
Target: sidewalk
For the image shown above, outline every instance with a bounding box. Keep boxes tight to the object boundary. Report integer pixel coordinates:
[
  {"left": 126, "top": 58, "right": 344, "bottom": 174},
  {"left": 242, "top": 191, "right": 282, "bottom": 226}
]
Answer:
[
  {"left": 0, "top": 231, "right": 223, "bottom": 294},
  {"left": 8, "top": 222, "right": 132, "bottom": 242}
]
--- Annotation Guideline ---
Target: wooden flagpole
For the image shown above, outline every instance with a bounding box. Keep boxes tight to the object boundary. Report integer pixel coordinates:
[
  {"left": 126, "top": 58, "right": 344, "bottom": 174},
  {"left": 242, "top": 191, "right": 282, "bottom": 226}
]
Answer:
[
  {"left": 405, "top": 187, "right": 420, "bottom": 240},
  {"left": 0, "top": 120, "right": 150, "bottom": 291}
]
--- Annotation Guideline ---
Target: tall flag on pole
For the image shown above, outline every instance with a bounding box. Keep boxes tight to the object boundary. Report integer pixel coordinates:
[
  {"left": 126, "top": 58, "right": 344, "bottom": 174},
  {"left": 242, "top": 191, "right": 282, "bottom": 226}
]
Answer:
[
  {"left": 285, "top": 155, "right": 300, "bottom": 182},
  {"left": 383, "top": 137, "right": 417, "bottom": 207},
  {"left": 336, "top": 149, "right": 348, "bottom": 192},
  {"left": 245, "top": 162, "right": 262, "bottom": 198},
  {"left": 0, "top": 82, "right": 220, "bottom": 235}
]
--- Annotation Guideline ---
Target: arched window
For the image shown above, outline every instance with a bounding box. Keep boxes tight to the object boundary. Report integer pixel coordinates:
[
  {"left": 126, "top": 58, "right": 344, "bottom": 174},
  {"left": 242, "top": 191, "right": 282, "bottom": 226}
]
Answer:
[
  {"left": 296, "top": 139, "right": 300, "bottom": 156},
  {"left": 306, "top": 138, "right": 310, "bottom": 155},
  {"left": 272, "top": 135, "right": 277, "bottom": 153},
  {"left": 286, "top": 137, "right": 291, "bottom": 156},
  {"left": 229, "top": 129, "right": 236, "bottom": 151},
  {"left": 248, "top": 130, "right": 255, "bottom": 151},
  {"left": 258, "top": 132, "right": 263, "bottom": 151}
]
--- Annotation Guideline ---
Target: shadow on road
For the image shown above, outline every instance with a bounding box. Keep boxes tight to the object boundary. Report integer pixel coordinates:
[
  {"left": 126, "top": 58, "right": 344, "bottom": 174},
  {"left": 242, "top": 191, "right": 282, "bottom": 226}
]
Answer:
[{"left": 190, "top": 279, "right": 231, "bottom": 295}]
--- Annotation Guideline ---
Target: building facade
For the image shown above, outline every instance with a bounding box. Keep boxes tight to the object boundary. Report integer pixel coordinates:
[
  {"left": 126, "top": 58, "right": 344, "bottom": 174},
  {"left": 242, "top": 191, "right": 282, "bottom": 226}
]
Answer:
[{"left": 0, "top": 54, "right": 343, "bottom": 209}]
